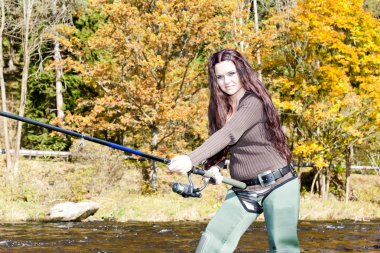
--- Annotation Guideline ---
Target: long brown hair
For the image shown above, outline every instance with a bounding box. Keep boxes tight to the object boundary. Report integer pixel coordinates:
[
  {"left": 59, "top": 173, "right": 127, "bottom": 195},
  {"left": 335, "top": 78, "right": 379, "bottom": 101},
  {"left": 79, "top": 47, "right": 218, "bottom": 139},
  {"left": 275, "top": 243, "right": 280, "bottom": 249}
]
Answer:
[{"left": 205, "top": 49, "right": 291, "bottom": 168}]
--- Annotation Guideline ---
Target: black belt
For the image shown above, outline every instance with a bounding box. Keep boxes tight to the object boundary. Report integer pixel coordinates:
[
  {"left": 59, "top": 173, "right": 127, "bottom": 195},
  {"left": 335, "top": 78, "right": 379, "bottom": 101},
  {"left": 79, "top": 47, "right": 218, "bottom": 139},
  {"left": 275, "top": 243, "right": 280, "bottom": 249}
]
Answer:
[{"left": 242, "top": 164, "right": 295, "bottom": 187}]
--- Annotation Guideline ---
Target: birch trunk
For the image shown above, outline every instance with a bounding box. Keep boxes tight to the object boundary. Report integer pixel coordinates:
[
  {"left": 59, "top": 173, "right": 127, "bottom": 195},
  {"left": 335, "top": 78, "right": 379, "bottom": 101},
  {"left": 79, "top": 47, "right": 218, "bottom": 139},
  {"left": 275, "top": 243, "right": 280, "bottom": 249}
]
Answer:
[
  {"left": 0, "top": 0, "right": 12, "bottom": 171},
  {"left": 52, "top": 0, "right": 64, "bottom": 123},
  {"left": 14, "top": 0, "right": 35, "bottom": 176},
  {"left": 253, "top": 0, "right": 262, "bottom": 81}
]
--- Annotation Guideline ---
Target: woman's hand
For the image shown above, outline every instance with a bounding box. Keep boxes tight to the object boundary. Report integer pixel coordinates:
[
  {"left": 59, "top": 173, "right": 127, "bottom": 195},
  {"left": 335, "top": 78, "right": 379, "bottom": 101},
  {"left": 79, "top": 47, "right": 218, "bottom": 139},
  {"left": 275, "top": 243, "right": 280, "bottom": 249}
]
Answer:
[
  {"left": 168, "top": 155, "right": 193, "bottom": 174},
  {"left": 206, "top": 166, "right": 223, "bottom": 185}
]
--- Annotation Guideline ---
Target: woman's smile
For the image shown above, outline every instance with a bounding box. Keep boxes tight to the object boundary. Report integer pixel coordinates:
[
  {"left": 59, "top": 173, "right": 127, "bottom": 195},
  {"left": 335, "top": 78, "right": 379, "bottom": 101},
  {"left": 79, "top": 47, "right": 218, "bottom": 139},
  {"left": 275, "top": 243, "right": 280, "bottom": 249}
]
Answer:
[{"left": 215, "top": 60, "right": 246, "bottom": 102}]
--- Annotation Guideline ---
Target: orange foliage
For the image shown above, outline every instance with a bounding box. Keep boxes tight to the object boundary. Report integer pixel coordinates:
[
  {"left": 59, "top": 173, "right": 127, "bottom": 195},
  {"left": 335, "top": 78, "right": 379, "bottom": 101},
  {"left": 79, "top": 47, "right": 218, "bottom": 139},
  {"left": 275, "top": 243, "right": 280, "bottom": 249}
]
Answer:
[{"left": 68, "top": 0, "right": 247, "bottom": 157}]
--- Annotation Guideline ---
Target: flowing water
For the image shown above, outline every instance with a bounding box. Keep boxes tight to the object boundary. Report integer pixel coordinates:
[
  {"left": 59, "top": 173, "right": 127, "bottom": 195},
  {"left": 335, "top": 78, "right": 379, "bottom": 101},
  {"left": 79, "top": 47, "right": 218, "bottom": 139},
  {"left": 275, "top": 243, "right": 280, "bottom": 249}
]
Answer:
[{"left": 0, "top": 220, "right": 379, "bottom": 252}]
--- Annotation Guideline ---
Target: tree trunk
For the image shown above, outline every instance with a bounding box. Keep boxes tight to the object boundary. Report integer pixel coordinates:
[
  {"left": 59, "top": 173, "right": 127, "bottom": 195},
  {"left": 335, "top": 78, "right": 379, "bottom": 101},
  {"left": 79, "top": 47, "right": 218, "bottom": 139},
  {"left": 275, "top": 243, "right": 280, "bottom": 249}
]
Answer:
[
  {"left": 150, "top": 160, "right": 158, "bottom": 190},
  {"left": 8, "top": 38, "right": 16, "bottom": 72},
  {"left": 52, "top": 0, "right": 64, "bottom": 123},
  {"left": 149, "top": 128, "right": 158, "bottom": 190},
  {"left": 297, "top": 156, "right": 302, "bottom": 191},
  {"left": 319, "top": 168, "right": 326, "bottom": 198},
  {"left": 14, "top": 57, "right": 30, "bottom": 175},
  {"left": 142, "top": 127, "right": 159, "bottom": 193},
  {"left": 0, "top": 0, "right": 12, "bottom": 171},
  {"left": 345, "top": 145, "right": 353, "bottom": 203},
  {"left": 235, "top": 0, "right": 246, "bottom": 51},
  {"left": 325, "top": 163, "right": 331, "bottom": 199},
  {"left": 310, "top": 167, "right": 322, "bottom": 195},
  {"left": 253, "top": 0, "right": 262, "bottom": 82},
  {"left": 14, "top": 0, "right": 34, "bottom": 176}
]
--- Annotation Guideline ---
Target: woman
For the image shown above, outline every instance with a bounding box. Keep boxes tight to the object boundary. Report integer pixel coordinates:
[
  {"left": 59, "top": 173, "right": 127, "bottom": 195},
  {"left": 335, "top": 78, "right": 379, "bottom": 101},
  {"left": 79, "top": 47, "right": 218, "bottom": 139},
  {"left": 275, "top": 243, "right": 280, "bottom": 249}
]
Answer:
[{"left": 168, "top": 49, "right": 300, "bottom": 253}]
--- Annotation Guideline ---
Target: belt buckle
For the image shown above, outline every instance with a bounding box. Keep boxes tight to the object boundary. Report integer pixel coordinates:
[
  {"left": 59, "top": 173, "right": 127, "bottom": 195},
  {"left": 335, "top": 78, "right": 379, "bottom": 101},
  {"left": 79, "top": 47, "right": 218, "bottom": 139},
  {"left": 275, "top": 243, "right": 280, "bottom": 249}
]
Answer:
[
  {"left": 257, "top": 170, "right": 276, "bottom": 187},
  {"left": 289, "top": 163, "right": 297, "bottom": 175}
]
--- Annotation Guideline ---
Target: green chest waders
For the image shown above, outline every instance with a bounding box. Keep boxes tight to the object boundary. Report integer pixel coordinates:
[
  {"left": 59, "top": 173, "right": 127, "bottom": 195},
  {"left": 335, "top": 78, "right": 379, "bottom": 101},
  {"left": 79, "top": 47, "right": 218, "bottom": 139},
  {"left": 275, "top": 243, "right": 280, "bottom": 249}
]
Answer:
[{"left": 195, "top": 177, "right": 300, "bottom": 253}]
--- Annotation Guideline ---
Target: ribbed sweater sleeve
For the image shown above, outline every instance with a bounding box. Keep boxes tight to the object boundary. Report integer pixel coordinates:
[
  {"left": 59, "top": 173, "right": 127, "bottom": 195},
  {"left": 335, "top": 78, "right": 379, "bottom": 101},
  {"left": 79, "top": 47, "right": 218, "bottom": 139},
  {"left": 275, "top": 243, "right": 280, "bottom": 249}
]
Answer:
[{"left": 187, "top": 93, "right": 264, "bottom": 166}]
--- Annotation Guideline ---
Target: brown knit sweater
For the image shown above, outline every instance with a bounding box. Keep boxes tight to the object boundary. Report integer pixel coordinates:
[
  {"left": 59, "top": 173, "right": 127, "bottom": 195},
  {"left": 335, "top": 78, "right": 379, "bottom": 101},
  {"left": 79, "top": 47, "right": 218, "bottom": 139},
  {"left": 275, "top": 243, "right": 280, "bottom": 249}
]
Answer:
[{"left": 188, "top": 91, "right": 291, "bottom": 187}]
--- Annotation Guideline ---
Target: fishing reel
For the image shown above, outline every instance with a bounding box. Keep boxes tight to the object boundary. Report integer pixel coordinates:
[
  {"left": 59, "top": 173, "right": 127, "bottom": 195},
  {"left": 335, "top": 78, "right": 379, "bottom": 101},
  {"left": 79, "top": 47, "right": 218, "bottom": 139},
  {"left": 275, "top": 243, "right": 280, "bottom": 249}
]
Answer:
[{"left": 171, "top": 169, "right": 213, "bottom": 198}]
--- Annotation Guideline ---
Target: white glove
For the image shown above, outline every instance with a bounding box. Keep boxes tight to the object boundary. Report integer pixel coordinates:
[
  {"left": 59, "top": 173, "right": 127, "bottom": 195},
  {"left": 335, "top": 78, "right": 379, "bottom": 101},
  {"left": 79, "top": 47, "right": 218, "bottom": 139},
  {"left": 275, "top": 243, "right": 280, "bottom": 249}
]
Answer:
[
  {"left": 205, "top": 166, "right": 223, "bottom": 185},
  {"left": 168, "top": 155, "right": 193, "bottom": 174}
]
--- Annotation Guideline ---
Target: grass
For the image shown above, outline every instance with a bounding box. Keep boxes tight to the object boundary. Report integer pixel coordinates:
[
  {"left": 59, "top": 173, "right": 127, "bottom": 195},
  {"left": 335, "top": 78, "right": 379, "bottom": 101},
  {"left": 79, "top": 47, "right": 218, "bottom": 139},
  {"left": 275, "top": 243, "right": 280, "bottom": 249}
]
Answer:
[
  {"left": 300, "top": 193, "right": 379, "bottom": 220},
  {"left": 0, "top": 144, "right": 379, "bottom": 222}
]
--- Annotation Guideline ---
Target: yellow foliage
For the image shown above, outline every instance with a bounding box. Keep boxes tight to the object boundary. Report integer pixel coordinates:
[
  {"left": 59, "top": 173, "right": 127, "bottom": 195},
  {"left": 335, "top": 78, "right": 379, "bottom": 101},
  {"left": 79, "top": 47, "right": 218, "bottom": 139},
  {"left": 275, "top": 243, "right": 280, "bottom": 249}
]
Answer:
[{"left": 263, "top": 0, "right": 380, "bottom": 166}]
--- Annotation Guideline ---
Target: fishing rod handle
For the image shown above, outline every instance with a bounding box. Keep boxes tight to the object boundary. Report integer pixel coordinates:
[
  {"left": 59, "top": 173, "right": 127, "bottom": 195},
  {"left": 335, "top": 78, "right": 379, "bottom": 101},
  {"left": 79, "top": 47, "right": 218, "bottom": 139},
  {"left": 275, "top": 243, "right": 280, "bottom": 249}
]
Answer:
[
  {"left": 221, "top": 177, "right": 246, "bottom": 189},
  {"left": 191, "top": 168, "right": 246, "bottom": 189}
]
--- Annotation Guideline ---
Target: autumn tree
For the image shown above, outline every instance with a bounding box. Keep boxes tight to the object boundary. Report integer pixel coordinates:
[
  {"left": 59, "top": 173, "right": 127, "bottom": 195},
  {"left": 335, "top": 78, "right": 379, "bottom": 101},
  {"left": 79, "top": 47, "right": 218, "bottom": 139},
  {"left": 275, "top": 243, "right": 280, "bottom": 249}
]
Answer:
[
  {"left": 66, "top": 0, "right": 263, "bottom": 191},
  {"left": 262, "top": 0, "right": 380, "bottom": 198}
]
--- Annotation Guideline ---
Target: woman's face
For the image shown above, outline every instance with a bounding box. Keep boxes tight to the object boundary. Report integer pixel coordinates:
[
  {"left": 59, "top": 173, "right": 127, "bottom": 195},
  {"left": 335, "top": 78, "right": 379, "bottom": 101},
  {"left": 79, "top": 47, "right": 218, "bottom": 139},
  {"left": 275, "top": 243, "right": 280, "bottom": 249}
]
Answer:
[{"left": 214, "top": 60, "right": 245, "bottom": 99}]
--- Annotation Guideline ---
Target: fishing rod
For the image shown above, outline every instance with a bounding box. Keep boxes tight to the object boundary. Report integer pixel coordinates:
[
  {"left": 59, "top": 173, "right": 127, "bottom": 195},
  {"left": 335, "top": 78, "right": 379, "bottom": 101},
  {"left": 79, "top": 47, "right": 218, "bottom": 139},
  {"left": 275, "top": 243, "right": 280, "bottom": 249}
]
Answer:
[{"left": 0, "top": 111, "right": 246, "bottom": 197}]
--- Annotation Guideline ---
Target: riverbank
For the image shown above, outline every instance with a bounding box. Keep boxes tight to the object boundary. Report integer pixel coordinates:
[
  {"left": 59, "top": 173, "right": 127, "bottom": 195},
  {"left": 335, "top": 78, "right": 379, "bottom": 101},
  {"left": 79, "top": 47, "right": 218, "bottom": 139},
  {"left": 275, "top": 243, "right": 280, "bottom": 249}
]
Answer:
[{"left": 0, "top": 153, "right": 379, "bottom": 222}]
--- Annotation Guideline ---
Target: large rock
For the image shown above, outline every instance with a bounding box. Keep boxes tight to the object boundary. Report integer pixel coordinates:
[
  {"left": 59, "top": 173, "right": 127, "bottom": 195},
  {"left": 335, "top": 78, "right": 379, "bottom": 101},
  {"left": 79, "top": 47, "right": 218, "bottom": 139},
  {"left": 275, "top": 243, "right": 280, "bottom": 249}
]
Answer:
[{"left": 47, "top": 201, "right": 100, "bottom": 222}]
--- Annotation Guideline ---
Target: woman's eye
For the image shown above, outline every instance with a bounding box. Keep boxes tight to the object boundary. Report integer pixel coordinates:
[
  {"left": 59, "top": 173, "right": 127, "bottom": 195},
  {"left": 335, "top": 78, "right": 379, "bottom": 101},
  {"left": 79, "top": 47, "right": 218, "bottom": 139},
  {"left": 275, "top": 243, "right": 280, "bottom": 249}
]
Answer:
[
  {"left": 228, "top": 72, "right": 236, "bottom": 76},
  {"left": 216, "top": 76, "right": 224, "bottom": 80}
]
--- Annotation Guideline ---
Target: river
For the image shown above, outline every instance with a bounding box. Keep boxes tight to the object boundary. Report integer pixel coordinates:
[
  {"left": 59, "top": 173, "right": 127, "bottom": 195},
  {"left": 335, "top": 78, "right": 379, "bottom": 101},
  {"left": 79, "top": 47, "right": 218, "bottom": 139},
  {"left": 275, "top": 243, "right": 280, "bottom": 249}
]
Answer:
[{"left": 0, "top": 220, "right": 379, "bottom": 252}]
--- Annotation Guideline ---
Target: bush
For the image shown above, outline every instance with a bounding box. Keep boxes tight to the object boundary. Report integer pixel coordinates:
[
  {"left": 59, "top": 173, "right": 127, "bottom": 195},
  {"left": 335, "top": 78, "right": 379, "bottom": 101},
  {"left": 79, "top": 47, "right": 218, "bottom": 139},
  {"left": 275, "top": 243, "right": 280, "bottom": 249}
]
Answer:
[{"left": 68, "top": 139, "right": 130, "bottom": 197}]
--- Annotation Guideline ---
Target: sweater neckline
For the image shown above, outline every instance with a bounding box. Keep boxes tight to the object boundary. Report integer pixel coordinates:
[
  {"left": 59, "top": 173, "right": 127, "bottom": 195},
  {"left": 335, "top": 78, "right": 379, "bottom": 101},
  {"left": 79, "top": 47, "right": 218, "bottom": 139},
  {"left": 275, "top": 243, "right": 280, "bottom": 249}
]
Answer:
[{"left": 237, "top": 90, "right": 254, "bottom": 106}]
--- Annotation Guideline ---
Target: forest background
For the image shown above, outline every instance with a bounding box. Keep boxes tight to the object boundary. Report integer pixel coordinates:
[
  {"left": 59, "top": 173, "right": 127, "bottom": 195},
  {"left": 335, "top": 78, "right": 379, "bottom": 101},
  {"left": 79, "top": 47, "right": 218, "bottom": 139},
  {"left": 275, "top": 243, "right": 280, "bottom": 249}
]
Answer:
[{"left": 0, "top": 0, "right": 379, "bottom": 222}]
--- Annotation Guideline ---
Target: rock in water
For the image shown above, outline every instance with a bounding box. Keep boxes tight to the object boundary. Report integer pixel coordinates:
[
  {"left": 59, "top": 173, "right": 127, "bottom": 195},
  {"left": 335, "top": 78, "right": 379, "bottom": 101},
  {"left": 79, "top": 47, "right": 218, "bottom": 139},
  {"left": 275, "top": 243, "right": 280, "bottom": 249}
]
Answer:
[{"left": 47, "top": 201, "right": 100, "bottom": 221}]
